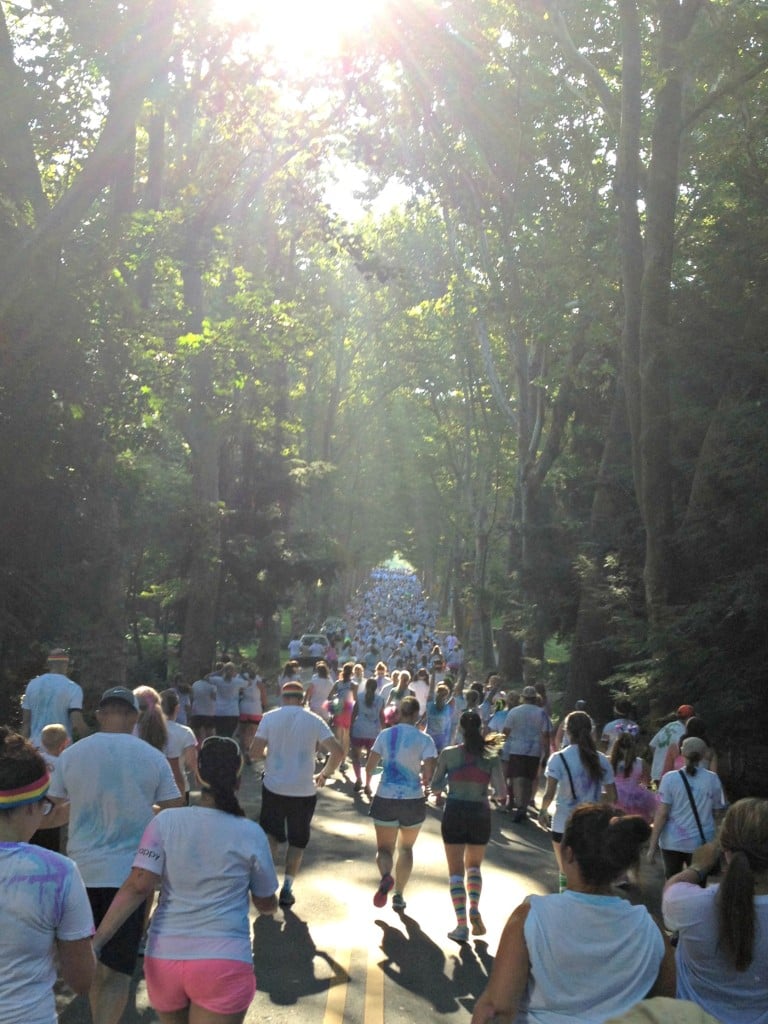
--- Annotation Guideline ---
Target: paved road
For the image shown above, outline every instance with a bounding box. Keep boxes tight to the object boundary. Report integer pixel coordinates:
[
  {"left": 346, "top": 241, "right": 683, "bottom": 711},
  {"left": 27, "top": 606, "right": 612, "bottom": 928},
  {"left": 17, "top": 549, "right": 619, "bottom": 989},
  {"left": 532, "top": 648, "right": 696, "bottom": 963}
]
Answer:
[{"left": 57, "top": 763, "right": 666, "bottom": 1024}]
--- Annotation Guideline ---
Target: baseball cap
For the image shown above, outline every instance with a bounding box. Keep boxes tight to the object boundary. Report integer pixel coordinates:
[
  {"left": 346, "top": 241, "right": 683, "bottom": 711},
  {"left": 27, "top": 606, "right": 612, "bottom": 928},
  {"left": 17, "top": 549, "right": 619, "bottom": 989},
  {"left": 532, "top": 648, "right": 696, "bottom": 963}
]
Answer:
[
  {"left": 677, "top": 704, "right": 695, "bottom": 718},
  {"left": 281, "top": 680, "right": 305, "bottom": 698},
  {"left": 98, "top": 686, "right": 140, "bottom": 712},
  {"left": 522, "top": 685, "right": 538, "bottom": 700},
  {"left": 681, "top": 736, "right": 707, "bottom": 759}
]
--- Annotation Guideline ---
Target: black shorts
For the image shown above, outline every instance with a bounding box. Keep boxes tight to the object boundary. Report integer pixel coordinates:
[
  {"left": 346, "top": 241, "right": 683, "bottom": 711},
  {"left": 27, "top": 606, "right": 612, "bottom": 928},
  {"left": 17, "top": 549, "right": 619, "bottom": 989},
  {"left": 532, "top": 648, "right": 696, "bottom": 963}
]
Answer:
[
  {"left": 507, "top": 754, "right": 540, "bottom": 780},
  {"left": 190, "top": 714, "right": 215, "bottom": 732},
  {"left": 214, "top": 716, "right": 239, "bottom": 738},
  {"left": 88, "top": 887, "right": 145, "bottom": 976},
  {"left": 259, "top": 786, "right": 317, "bottom": 849},
  {"left": 369, "top": 795, "right": 427, "bottom": 829},
  {"left": 441, "top": 799, "right": 492, "bottom": 845}
]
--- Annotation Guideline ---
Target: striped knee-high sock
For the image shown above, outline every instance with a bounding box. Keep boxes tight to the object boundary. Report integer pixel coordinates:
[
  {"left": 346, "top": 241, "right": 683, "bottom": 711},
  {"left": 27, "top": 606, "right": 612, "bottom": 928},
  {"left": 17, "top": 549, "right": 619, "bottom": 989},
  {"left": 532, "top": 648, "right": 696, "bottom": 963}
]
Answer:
[
  {"left": 449, "top": 874, "right": 467, "bottom": 926},
  {"left": 467, "top": 866, "right": 482, "bottom": 915}
]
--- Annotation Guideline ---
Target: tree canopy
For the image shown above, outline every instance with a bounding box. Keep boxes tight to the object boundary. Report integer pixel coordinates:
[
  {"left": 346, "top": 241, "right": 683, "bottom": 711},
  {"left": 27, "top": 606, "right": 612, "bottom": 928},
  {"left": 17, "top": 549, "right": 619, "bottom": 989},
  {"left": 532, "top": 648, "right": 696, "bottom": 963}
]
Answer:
[{"left": 1, "top": 0, "right": 766, "bottom": 793}]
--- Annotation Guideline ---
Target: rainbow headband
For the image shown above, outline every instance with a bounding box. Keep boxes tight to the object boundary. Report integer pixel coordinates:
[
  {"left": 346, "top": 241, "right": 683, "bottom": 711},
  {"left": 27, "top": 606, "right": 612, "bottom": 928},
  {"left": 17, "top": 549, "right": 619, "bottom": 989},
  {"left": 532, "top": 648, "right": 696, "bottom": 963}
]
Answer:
[{"left": 0, "top": 771, "right": 50, "bottom": 810}]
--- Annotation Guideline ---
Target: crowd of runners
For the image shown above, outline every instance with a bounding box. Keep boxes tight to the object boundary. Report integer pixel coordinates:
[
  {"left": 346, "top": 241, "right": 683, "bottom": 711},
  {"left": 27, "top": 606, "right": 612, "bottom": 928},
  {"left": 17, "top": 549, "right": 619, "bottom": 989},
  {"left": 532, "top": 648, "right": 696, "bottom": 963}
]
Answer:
[{"left": 2, "top": 565, "right": 767, "bottom": 1024}]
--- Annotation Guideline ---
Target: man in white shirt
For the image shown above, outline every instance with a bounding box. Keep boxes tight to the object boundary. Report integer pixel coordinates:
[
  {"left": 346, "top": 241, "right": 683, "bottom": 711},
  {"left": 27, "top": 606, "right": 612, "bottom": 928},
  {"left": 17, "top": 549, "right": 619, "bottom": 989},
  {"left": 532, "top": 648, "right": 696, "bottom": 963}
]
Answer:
[
  {"left": 22, "top": 648, "right": 89, "bottom": 747},
  {"left": 649, "top": 704, "right": 694, "bottom": 784},
  {"left": 49, "top": 686, "right": 182, "bottom": 1024},
  {"left": 251, "top": 680, "right": 343, "bottom": 908}
]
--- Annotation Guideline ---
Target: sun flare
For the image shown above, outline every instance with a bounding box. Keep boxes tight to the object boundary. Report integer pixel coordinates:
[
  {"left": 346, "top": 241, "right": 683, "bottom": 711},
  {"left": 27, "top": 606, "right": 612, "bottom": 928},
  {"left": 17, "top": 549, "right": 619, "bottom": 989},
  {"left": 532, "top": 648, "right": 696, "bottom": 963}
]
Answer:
[{"left": 211, "top": 0, "right": 390, "bottom": 70}]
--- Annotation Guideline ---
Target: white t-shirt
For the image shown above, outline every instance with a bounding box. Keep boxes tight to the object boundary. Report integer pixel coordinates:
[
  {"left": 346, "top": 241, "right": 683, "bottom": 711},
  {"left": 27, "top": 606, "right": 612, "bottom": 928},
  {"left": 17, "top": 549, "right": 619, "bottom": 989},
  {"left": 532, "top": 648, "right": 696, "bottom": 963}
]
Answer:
[
  {"left": 133, "top": 807, "right": 277, "bottom": 963},
  {"left": 410, "top": 678, "right": 430, "bottom": 714},
  {"left": 649, "top": 720, "right": 686, "bottom": 780},
  {"left": 351, "top": 693, "right": 384, "bottom": 741},
  {"left": 663, "top": 881, "right": 768, "bottom": 1023},
  {"left": 545, "top": 746, "right": 615, "bottom": 834},
  {"left": 239, "top": 676, "right": 265, "bottom": 716},
  {"left": 656, "top": 768, "right": 726, "bottom": 852},
  {"left": 0, "top": 843, "right": 93, "bottom": 1024},
  {"left": 22, "top": 673, "right": 84, "bottom": 747},
  {"left": 255, "top": 705, "right": 333, "bottom": 797},
  {"left": 49, "top": 732, "right": 181, "bottom": 886},
  {"left": 212, "top": 674, "right": 243, "bottom": 717},
  {"left": 520, "top": 890, "right": 664, "bottom": 1023},
  {"left": 191, "top": 678, "right": 217, "bottom": 716},
  {"left": 503, "top": 703, "right": 550, "bottom": 758},
  {"left": 600, "top": 717, "right": 640, "bottom": 755},
  {"left": 306, "top": 675, "right": 333, "bottom": 719},
  {"left": 372, "top": 724, "right": 437, "bottom": 799},
  {"left": 164, "top": 720, "right": 197, "bottom": 793}
]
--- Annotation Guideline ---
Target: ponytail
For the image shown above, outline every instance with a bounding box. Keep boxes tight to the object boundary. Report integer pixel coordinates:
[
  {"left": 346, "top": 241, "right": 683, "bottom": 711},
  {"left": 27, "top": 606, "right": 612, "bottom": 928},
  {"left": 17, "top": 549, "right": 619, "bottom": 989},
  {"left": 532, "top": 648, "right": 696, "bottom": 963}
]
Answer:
[{"left": 198, "top": 737, "right": 245, "bottom": 817}]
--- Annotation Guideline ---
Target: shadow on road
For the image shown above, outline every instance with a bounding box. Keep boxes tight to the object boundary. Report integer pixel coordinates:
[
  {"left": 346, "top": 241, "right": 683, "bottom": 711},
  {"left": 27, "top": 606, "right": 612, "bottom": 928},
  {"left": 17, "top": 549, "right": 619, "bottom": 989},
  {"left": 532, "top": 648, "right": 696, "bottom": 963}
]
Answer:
[
  {"left": 253, "top": 909, "right": 350, "bottom": 1005},
  {"left": 373, "top": 912, "right": 491, "bottom": 1014}
]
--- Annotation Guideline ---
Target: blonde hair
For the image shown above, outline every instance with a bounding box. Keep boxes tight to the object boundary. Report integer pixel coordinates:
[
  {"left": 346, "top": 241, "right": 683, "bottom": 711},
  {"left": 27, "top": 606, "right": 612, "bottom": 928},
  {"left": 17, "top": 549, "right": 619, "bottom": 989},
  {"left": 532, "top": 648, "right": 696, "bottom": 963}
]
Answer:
[
  {"left": 40, "top": 723, "right": 68, "bottom": 754},
  {"left": 133, "top": 685, "right": 168, "bottom": 752}
]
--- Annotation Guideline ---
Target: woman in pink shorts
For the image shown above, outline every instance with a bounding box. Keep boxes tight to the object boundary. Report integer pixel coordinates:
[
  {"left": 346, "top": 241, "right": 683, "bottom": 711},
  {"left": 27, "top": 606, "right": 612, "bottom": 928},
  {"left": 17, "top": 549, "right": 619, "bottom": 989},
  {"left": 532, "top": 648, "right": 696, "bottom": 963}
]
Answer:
[{"left": 92, "top": 736, "right": 278, "bottom": 1023}]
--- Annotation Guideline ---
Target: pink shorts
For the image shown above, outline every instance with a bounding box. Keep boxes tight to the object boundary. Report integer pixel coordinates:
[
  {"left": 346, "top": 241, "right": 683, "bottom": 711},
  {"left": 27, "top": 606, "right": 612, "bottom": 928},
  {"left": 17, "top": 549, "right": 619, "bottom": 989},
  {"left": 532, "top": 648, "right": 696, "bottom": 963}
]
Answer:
[{"left": 143, "top": 956, "right": 256, "bottom": 1014}]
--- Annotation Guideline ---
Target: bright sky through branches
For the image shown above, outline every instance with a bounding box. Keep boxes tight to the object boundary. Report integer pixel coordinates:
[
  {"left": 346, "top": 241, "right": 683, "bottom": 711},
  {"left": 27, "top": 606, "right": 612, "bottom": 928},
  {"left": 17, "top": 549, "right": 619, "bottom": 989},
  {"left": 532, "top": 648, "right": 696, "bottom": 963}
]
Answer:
[{"left": 211, "top": 0, "right": 389, "bottom": 70}]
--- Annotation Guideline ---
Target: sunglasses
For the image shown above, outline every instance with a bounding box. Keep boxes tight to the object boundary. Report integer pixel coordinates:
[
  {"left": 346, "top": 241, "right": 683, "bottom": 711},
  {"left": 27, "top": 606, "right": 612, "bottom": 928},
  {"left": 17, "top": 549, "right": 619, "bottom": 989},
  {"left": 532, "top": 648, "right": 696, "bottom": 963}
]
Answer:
[{"left": 38, "top": 796, "right": 55, "bottom": 816}]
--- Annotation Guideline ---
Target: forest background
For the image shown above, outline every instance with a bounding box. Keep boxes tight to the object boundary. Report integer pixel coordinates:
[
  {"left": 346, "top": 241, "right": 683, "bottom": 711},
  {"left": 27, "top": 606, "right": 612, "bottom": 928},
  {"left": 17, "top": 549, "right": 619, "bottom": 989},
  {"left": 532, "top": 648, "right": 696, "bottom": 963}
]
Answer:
[{"left": 1, "top": 0, "right": 766, "bottom": 795}]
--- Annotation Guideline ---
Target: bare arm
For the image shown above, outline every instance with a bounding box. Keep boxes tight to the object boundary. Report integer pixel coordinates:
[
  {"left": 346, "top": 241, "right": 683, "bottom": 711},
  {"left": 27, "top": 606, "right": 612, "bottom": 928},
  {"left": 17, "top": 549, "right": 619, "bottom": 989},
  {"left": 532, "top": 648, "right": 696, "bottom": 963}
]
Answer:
[
  {"left": 471, "top": 902, "right": 531, "bottom": 1024},
  {"left": 252, "top": 893, "right": 278, "bottom": 916},
  {"left": 167, "top": 757, "right": 185, "bottom": 800},
  {"left": 156, "top": 795, "right": 184, "bottom": 811},
  {"left": 250, "top": 736, "right": 268, "bottom": 760},
  {"left": 649, "top": 922, "right": 677, "bottom": 997},
  {"left": 421, "top": 755, "right": 436, "bottom": 790},
  {"left": 56, "top": 937, "right": 96, "bottom": 995},
  {"left": 315, "top": 736, "right": 344, "bottom": 786},
  {"left": 69, "top": 709, "right": 90, "bottom": 739},
  {"left": 93, "top": 868, "right": 159, "bottom": 956},
  {"left": 648, "top": 802, "right": 671, "bottom": 862}
]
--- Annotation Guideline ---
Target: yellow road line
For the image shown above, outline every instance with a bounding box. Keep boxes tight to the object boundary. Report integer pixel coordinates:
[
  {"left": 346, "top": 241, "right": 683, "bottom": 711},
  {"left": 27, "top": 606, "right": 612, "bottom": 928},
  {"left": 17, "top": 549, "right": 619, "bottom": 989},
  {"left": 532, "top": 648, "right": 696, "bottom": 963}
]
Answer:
[
  {"left": 323, "top": 944, "right": 353, "bottom": 1024},
  {"left": 364, "top": 947, "right": 384, "bottom": 1024}
]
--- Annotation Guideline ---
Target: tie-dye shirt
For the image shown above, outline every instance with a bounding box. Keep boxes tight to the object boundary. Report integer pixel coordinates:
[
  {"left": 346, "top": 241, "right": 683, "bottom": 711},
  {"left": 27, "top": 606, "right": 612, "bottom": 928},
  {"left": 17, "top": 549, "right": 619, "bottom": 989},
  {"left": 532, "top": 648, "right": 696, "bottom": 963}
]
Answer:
[{"left": 372, "top": 724, "right": 437, "bottom": 799}]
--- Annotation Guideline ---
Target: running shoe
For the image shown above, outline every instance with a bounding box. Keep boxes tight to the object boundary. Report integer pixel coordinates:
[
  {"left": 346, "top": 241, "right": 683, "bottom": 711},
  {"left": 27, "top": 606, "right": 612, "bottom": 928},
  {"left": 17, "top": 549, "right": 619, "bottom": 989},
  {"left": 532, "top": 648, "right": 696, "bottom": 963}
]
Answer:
[
  {"left": 353, "top": 779, "right": 363, "bottom": 792},
  {"left": 373, "top": 873, "right": 394, "bottom": 908},
  {"left": 278, "top": 885, "right": 296, "bottom": 907},
  {"left": 448, "top": 925, "right": 469, "bottom": 943},
  {"left": 391, "top": 892, "right": 406, "bottom": 911},
  {"left": 470, "top": 913, "right": 486, "bottom": 936}
]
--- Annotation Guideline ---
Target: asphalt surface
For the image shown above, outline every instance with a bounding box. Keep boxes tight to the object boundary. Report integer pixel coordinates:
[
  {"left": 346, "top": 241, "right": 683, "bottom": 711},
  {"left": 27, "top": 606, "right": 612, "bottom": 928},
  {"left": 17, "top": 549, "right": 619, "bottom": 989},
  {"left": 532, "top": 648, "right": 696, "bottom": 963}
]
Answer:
[{"left": 56, "top": 761, "right": 666, "bottom": 1024}]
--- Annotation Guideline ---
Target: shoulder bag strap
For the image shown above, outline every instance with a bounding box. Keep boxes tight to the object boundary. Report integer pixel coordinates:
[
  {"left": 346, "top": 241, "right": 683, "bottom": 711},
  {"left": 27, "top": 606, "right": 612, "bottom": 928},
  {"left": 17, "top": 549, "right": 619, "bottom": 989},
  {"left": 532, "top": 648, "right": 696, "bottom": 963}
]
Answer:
[
  {"left": 678, "top": 769, "right": 707, "bottom": 844},
  {"left": 560, "top": 751, "right": 578, "bottom": 802}
]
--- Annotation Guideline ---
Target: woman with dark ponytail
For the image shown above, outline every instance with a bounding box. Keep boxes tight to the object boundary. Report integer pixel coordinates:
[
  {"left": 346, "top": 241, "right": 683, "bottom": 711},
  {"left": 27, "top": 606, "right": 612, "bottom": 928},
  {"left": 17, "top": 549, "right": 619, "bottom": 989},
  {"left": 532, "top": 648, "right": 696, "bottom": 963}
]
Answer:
[
  {"left": 662, "top": 797, "right": 768, "bottom": 1022},
  {"left": 472, "top": 805, "right": 675, "bottom": 1024},
  {"left": 538, "top": 710, "right": 618, "bottom": 892},
  {"left": 431, "top": 710, "right": 506, "bottom": 943},
  {"left": 93, "top": 736, "right": 278, "bottom": 1024}
]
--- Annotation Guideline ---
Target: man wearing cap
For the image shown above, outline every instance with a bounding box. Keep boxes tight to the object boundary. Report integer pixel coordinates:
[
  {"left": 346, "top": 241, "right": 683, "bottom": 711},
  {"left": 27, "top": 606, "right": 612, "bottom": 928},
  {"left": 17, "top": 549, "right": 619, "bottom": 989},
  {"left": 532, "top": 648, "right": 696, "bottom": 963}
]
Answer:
[
  {"left": 501, "top": 686, "right": 551, "bottom": 823},
  {"left": 48, "top": 686, "right": 182, "bottom": 1024},
  {"left": 21, "top": 648, "right": 89, "bottom": 748},
  {"left": 649, "top": 704, "right": 695, "bottom": 785},
  {"left": 250, "top": 679, "right": 343, "bottom": 908}
]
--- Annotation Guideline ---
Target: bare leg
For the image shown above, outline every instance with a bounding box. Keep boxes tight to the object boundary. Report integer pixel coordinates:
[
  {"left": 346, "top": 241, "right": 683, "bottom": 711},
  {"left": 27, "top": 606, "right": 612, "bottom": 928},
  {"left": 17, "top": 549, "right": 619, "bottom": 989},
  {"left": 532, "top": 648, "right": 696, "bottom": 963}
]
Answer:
[
  {"left": 187, "top": 1006, "right": 247, "bottom": 1024},
  {"left": 89, "top": 962, "right": 132, "bottom": 1024},
  {"left": 374, "top": 824, "right": 397, "bottom": 880},
  {"left": 393, "top": 825, "right": 421, "bottom": 895}
]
